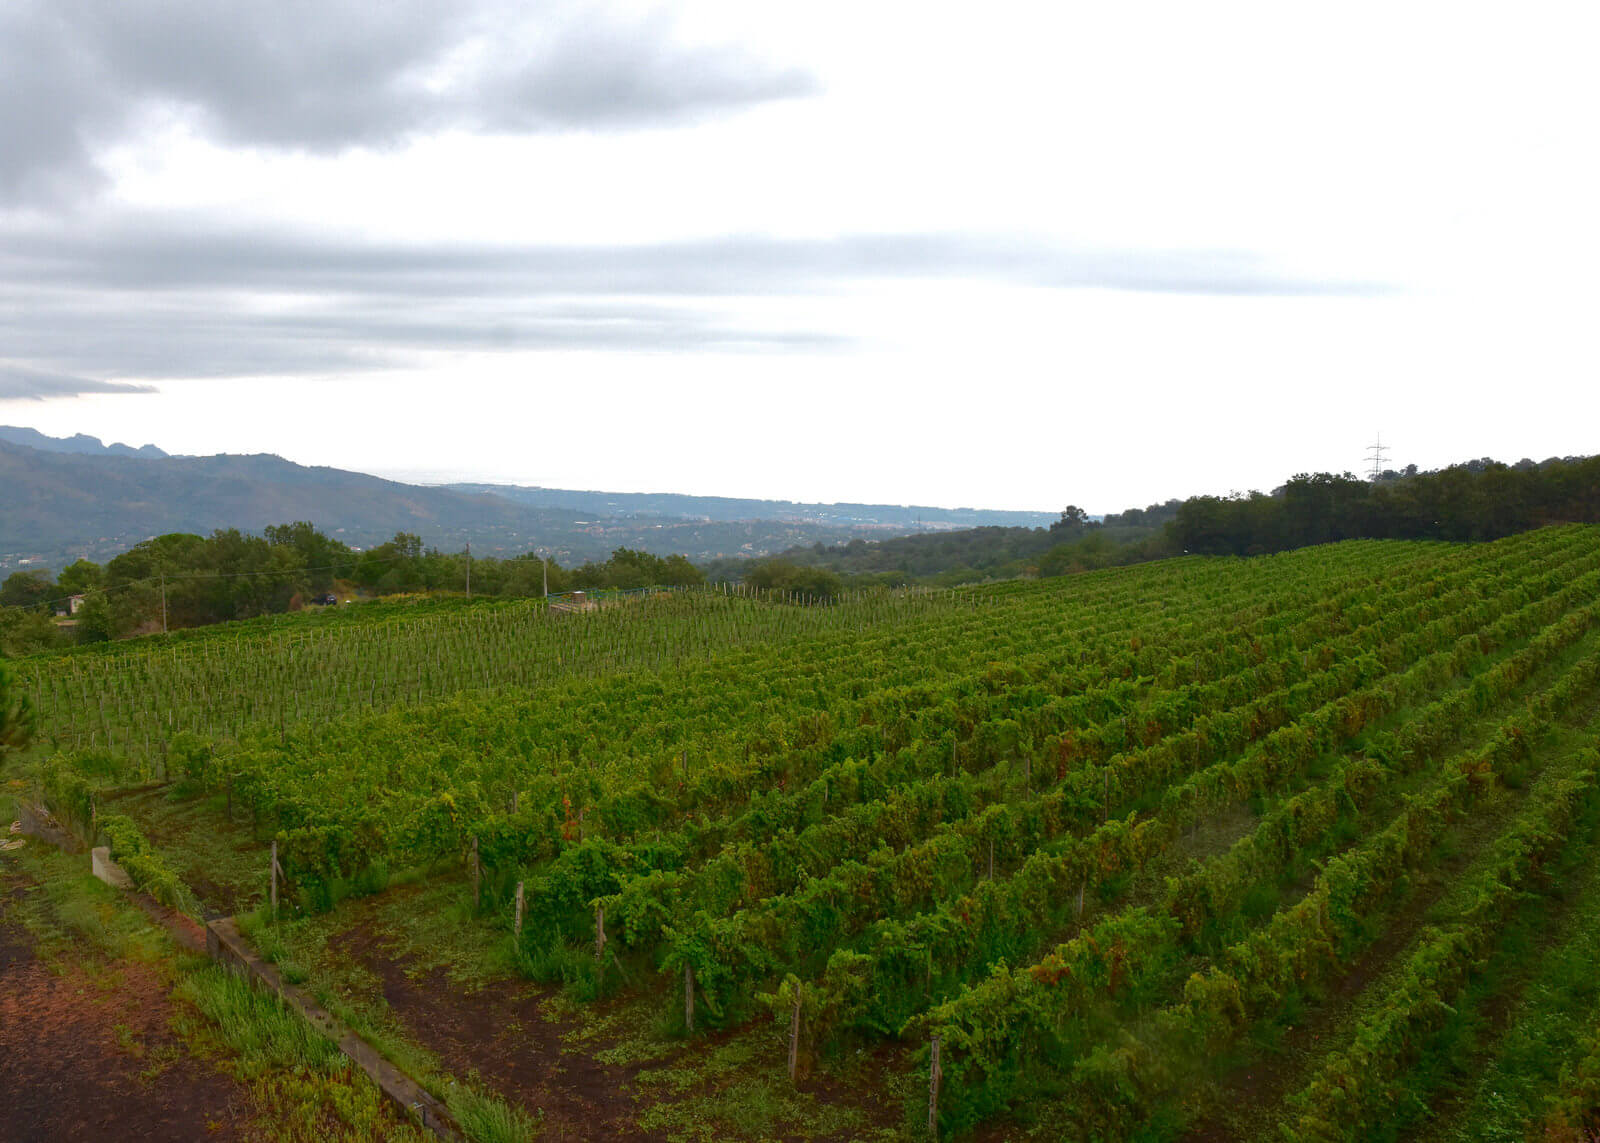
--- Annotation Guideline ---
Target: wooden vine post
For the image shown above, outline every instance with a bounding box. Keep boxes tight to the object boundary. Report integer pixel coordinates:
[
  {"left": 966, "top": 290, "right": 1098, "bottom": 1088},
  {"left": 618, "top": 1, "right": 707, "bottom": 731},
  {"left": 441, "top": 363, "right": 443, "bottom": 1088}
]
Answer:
[
  {"left": 684, "top": 964, "right": 695, "bottom": 1033},
  {"left": 470, "top": 836, "right": 481, "bottom": 909},
  {"left": 594, "top": 904, "right": 606, "bottom": 963},
  {"left": 514, "top": 880, "right": 525, "bottom": 937},
  {"left": 269, "top": 839, "right": 280, "bottom": 921},
  {"left": 928, "top": 1034, "right": 942, "bottom": 1138},
  {"left": 787, "top": 991, "right": 802, "bottom": 1082}
]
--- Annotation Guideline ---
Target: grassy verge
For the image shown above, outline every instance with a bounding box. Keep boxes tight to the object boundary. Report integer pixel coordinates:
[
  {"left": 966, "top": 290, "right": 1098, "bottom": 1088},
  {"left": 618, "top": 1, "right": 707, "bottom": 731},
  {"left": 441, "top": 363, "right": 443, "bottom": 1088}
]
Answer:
[{"left": 0, "top": 792, "right": 429, "bottom": 1142}]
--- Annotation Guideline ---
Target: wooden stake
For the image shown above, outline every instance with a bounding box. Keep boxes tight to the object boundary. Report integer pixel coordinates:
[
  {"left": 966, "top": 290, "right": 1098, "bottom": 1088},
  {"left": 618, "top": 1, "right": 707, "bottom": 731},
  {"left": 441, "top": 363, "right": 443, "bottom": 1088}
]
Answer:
[
  {"left": 684, "top": 964, "right": 695, "bottom": 1033},
  {"left": 514, "top": 881, "right": 525, "bottom": 937},
  {"left": 787, "top": 992, "right": 802, "bottom": 1081},
  {"left": 270, "top": 839, "right": 279, "bottom": 921},
  {"left": 595, "top": 904, "right": 606, "bottom": 962},
  {"left": 471, "top": 836, "right": 481, "bottom": 909},
  {"left": 1076, "top": 880, "right": 1085, "bottom": 918},
  {"left": 928, "top": 1034, "right": 942, "bottom": 1137}
]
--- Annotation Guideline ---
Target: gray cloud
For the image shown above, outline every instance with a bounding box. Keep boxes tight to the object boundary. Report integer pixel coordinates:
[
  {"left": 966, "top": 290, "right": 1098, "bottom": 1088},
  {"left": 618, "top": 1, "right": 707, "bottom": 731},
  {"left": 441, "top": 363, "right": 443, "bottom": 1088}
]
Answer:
[
  {"left": 0, "top": 217, "right": 1387, "bottom": 389},
  {"left": 3, "top": 219, "right": 1388, "bottom": 299},
  {"left": 0, "top": 0, "right": 816, "bottom": 203},
  {"left": 0, "top": 361, "right": 157, "bottom": 400}
]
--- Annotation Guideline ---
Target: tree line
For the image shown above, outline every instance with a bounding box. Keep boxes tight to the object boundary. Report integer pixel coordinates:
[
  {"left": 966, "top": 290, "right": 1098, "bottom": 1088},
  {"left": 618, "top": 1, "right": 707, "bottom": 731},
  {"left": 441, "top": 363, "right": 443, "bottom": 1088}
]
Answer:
[
  {"left": 0, "top": 523, "right": 703, "bottom": 654},
  {"left": 1171, "top": 455, "right": 1600, "bottom": 556},
  {"left": 739, "top": 455, "right": 1599, "bottom": 586},
  {"left": 6, "top": 453, "right": 1595, "bottom": 654}
]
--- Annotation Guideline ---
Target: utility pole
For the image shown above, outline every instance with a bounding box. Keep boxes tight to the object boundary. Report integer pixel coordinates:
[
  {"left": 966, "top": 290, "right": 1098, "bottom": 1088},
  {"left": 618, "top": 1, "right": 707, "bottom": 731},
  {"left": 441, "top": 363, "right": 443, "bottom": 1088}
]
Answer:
[
  {"left": 1366, "top": 433, "right": 1391, "bottom": 482},
  {"left": 465, "top": 541, "right": 471, "bottom": 600}
]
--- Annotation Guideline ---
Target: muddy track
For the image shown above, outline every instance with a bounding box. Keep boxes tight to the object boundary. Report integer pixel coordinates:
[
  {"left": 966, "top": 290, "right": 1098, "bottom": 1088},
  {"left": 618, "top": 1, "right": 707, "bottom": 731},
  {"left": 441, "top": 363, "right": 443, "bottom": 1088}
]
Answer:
[
  {"left": 0, "top": 865, "right": 250, "bottom": 1143},
  {"left": 327, "top": 922, "right": 665, "bottom": 1142}
]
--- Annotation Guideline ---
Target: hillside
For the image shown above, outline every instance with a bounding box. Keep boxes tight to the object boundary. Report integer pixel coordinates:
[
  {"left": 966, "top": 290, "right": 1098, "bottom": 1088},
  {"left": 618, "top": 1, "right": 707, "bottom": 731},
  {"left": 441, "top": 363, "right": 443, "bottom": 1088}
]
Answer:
[
  {"left": 0, "top": 440, "right": 590, "bottom": 558},
  {"left": 450, "top": 481, "right": 1057, "bottom": 529},
  {"left": 0, "top": 442, "right": 882, "bottom": 567}
]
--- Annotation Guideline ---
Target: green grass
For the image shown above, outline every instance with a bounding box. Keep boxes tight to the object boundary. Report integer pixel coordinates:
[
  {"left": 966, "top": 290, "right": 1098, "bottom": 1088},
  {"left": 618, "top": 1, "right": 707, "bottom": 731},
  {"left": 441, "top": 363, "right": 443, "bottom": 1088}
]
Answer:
[
  {"left": 0, "top": 801, "right": 429, "bottom": 1142},
  {"left": 174, "top": 966, "right": 344, "bottom": 1074},
  {"left": 445, "top": 1084, "right": 545, "bottom": 1143}
]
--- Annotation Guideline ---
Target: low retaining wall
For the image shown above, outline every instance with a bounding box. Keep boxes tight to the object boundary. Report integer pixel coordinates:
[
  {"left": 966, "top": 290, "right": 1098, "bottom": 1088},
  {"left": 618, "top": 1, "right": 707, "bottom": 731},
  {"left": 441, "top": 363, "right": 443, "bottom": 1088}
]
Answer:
[
  {"left": 18, "top": 801, "right": 82, "bottom": 853},
  {"left": 91, "top": 846, "right": 133, "bottom": 890},
  {"left": 207, "top": 917, "right": 460, "bottom": 1140}
]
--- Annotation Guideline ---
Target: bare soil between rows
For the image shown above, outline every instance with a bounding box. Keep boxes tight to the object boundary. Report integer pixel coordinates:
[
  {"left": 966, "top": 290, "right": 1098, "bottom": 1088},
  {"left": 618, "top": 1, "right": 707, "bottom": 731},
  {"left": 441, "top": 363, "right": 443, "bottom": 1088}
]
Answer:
[
  {"left": 0, "top": 866, "right": 250, "bottom": 1142},
  {"left": 327, "top": 921, "right": 665, "bottom": 1142}
]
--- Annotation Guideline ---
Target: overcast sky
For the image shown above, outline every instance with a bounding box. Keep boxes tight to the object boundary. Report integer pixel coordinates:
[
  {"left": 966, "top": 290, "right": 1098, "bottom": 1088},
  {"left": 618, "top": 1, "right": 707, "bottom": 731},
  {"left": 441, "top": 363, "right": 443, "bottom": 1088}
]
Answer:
[{"left": 2, "top": 1, "right": 1595, "bottom": 513}]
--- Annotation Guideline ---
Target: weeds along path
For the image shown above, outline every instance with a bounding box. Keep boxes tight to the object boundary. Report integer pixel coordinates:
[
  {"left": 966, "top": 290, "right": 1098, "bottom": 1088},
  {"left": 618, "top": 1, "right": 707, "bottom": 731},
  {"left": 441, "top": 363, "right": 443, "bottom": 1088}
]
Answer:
[
  {"left": 0, "top": 803, "right": 434, "bottom": 1143},
  {"left": 0, "top": 863, "right": 249, "bottom": 1142}
]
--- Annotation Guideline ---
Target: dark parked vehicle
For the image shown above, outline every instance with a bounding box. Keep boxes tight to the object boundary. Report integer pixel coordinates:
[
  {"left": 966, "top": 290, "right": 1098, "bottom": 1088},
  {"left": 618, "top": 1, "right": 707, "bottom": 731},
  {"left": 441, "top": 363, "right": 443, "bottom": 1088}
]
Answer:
[{"left": 314, "top": 593, "right": 338, "bottom": 606}]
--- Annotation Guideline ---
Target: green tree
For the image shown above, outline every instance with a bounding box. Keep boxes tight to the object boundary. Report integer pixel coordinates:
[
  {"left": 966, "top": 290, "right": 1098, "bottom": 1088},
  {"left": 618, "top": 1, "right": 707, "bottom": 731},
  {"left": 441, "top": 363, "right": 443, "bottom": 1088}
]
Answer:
[
  {"left": 746, "top": 559, "right": 844, "bottom": 600},
  {"left": 56, "top": 559, "right": 103, "bottom": 597},
  {"left": 264, "top": 522, "right": 353, "bottom": 591},
  {"left": 72, "top": 589, "right": 119, "bottom": 643},
  {"left": 1049, "top": 505, "right": 1090, "bottom": 536},
  {"left": 0, "top": 569, "right": 56, "bottom": 610},
  {"left": 0, "top": 659, "right": 34, "bottom": 759},
  {"left": 0, "top": 607, "right": 64, "bottom": 656}
]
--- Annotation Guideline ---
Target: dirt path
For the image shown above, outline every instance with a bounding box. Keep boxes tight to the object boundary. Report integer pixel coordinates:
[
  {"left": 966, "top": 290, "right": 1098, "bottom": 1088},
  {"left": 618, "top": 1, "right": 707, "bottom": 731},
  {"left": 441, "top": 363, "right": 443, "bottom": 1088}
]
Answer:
[
  {"left": 328, "top": 923, "right": 664, "bottom": 1142},
  {"left": 0, "top": 868, "right": 251, "bottom": 1142}
]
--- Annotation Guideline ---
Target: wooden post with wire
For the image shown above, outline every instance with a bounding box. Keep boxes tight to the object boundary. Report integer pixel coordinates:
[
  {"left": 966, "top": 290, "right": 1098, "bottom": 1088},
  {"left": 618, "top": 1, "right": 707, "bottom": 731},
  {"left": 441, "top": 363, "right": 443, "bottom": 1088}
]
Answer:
[
  {"left": 270, "top": 839, "right": 280, "bottom": 921},
  {"left": 928, "top": 1034, "right": 942, "bottom": 1137},
  {"left": 787, "top": 991, "right": 802, "bottom": 1081},
  {"left": 684, "top": 964, "right": 695, "bottom": 1033},
  {"left": 470, "top": 836, "right": 480, "bottom": 909},
  {"left": 514, "top": 881, "right": 525, "bottom": 937}
]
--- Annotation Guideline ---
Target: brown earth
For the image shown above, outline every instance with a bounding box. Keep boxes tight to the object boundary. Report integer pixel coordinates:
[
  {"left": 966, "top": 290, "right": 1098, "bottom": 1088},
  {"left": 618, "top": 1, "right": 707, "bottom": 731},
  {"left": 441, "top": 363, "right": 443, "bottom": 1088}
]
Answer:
[
  {"left": 0, "top": 868, "right": 250, "bottom": 1142},
  {"left": 327, "top": 923, "right": 664, "bottom": 1142}
]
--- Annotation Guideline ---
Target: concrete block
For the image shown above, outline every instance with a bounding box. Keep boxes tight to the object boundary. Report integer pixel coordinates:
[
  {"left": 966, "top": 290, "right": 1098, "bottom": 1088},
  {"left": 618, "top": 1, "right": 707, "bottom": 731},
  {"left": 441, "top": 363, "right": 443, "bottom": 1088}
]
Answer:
[{"left": 91, "top": 846, "right": 133, "bottom": 890}]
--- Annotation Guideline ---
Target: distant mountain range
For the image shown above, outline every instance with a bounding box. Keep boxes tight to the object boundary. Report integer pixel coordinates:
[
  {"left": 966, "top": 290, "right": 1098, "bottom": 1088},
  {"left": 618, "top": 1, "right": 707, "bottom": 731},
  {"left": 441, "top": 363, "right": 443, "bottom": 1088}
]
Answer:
[
  {"left": 447, "top": 483, "right": 1055, "bottom": 530},
  {"left": 0, "top": 429, "right": 1057, "bottom": 571},
  {"left": 0, "top": 425, "right": 169, "bottom": 459}
]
